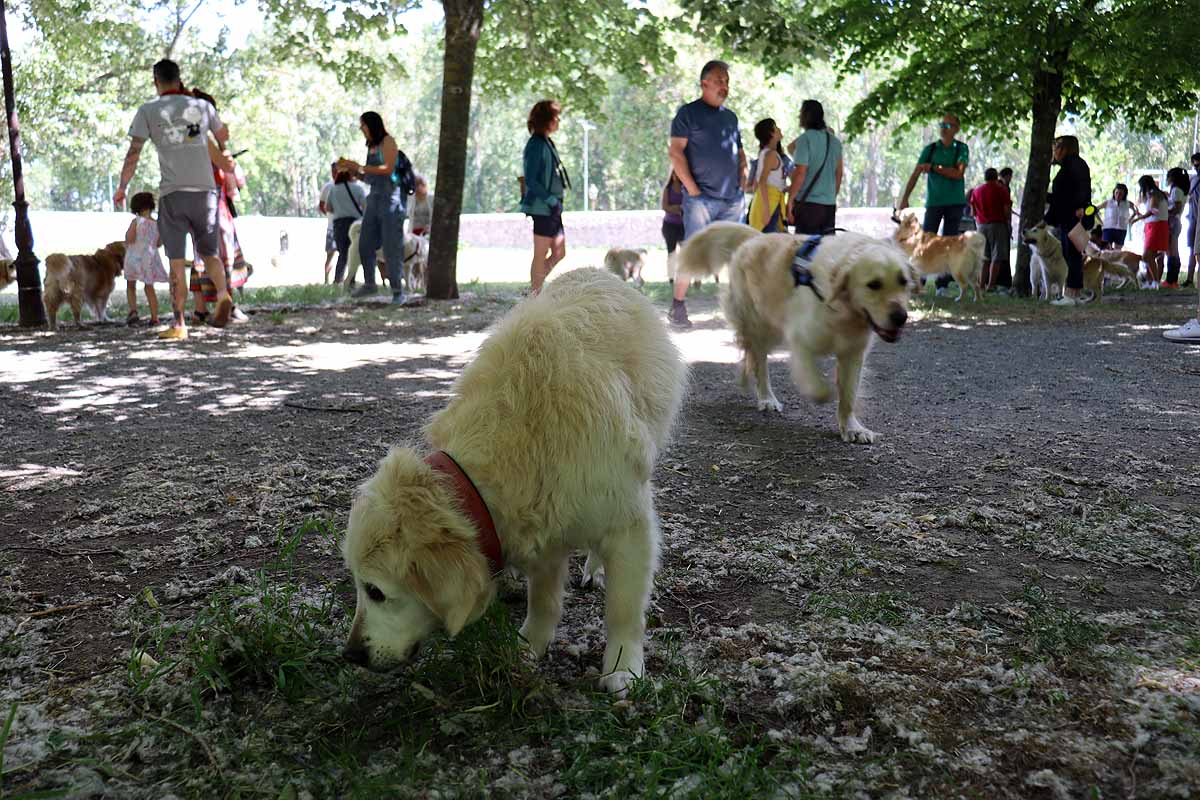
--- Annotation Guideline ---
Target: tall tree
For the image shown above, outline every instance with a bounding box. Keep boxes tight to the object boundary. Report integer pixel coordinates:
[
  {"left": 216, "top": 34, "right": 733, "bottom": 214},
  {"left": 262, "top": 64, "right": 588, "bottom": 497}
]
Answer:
[
  {"left": 683, "top": 0, "right": 1200, "bottom": 293},
  {"left": 425, "top": 0, "right": 677, "bottom": 298}
]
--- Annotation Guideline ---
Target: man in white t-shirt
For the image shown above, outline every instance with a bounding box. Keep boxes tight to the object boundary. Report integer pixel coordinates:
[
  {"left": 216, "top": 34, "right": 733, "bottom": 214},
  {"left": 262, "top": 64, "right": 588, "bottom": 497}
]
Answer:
[
  {"left": 318, "top": 162, "right": 337, "bottom": 282},
  {"left": 114, "top": 59, "right": 232, "bottom": 339}
]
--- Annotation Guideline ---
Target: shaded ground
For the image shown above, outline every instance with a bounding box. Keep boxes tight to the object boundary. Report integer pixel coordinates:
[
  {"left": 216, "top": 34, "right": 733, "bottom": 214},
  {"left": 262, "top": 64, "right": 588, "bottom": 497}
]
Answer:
[{"left": 2, "top": 281, "right": 1199, "bottom": 799}]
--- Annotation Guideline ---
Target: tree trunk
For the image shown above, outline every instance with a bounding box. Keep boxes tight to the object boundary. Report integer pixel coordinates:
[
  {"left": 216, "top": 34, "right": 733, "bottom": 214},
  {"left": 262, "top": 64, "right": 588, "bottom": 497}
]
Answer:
[
  {"left": 426, "top": 0, "right": 484, "bottom": 300},
  {"left": 1015, "top": 50, "right": 1066, "bottom": 296}
]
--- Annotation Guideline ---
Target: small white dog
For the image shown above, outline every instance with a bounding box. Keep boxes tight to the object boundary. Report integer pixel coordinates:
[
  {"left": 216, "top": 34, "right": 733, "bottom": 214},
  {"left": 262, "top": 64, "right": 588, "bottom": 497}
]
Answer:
[
  {"left": 1024, "top": 223, "right": 1069, "bottom": 301},
  {"left": 402, "top": 233, "right": 429, "bottom": 295},
  {"left": 342, "top": 222, "right": 426, "bottom": 293},
  {"left": 341, "top": 268, "right": 687, "bottom": 693},
  {"left": 676, "top": 222, "right": 912, "bottom": 444}
]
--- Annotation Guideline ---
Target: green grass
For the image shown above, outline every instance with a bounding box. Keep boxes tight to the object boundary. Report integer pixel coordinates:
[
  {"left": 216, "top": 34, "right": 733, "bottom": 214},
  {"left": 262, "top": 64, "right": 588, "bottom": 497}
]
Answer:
[
  {"left": 1016, "top": 581, "right": 1105, "bottom": 662},
  {"left": 9, "top": 522, "right": 821, "bottom": 798},
  {"left": 806, "top": 591, "right": 911, "bottom": 626}
]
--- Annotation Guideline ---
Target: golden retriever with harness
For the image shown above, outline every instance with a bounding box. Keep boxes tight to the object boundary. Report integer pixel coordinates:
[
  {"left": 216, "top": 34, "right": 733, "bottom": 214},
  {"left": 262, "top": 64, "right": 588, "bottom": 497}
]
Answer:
[{"left": 676, "top": 222, "right": 912, "bottom": 444}]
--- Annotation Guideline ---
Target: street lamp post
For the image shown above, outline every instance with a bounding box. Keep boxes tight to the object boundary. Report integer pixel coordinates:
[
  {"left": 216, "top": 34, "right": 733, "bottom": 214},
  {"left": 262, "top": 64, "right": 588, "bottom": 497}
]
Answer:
[
  {"left": 579, "top": 119, "right": 596, "bottom": 211},
  {"left": 0, "top": 0, "right": 44, "bottom": 327}
]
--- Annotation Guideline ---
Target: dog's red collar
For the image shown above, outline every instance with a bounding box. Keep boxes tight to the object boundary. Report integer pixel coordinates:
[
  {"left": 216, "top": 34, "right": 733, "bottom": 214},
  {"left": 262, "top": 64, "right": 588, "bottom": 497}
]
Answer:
[{"left": 424, "top": 451, "right": 504, "bottom": 575}]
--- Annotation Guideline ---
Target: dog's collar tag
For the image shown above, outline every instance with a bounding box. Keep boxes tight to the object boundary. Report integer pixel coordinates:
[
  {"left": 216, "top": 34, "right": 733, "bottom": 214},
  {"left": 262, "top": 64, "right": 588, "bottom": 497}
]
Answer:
[
  {"left": 424, "top": 451, "right": 505, "bottom": 575},
  {"left": 791, "top": 236, "right": 825, "bottom": 302}
]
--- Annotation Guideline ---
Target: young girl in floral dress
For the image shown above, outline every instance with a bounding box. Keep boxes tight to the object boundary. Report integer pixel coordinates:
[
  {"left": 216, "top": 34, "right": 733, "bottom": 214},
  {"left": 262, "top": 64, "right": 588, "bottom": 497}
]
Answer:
[{"left": 123, "top": 192, "right": 167, "bottom": 325}]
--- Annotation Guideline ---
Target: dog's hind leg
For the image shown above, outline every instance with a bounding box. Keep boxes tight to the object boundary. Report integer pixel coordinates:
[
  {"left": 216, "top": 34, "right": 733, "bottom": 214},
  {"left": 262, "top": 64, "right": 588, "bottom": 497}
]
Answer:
[
  {"left": 597, "top": 510, "right": 657, "bottom": 695},
  {"left": 43, "top": 287, "right": 60, "bottom": 331},
  {"left": 68, "top": 294, "right": 83, "bottom": 327},
  {"left": 519, "top": 548, "right": 570, "bottom": 659},
  {"left": 748, "top": 347, "right": 782, "bottom": 412},
  {"left": 836, "top": 351, "right": 876, "bottom": 444}
]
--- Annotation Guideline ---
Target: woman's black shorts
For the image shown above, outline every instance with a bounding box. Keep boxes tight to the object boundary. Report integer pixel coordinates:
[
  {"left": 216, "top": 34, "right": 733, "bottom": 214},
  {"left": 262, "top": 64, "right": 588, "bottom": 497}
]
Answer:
[{"left": 531, "top": 204, "right": 564, "bottom": 238}]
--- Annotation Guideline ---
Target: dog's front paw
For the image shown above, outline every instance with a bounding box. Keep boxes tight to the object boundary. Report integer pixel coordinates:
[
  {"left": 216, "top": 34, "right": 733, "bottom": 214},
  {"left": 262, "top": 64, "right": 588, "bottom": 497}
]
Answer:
[
  {"left": 518, "top": 623, "right": 553, "bottom": 659},
  {"left": 598, "top": 666, "right": 641, "bottom": 696},
  {"left": 840, "top": 420, "right": 878, "bottom": 445},
  {"left": 757, "top": 397, "right": 784, "bottom": 413}
]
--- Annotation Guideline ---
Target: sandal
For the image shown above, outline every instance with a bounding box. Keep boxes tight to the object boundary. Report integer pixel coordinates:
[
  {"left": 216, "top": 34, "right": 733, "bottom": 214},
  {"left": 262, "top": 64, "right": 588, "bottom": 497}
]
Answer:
[
  {"left": 192, "top": 310, "right": 209, "bottom": 324},
  {"left": 126, "top": 311, "right": 139, "bottom": 326}
]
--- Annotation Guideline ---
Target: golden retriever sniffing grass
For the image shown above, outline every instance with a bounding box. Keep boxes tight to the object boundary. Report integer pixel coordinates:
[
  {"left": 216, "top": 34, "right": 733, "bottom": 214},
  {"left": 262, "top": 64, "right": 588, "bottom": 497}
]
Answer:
[
  {"left": 894, "top": 211, "right": 985, "bottom": 302},
  {"left": 341, "top": 268, "right": 686, "bottom": 693},
  {"left": 1023, "top": 222, "right": 1069, "bottom": 301},
  {"left": 676, "top": 222, "right": 912, "bottom": 444},
  {"left": 43, "top": 242, "right": 125, "bottom": 330}
]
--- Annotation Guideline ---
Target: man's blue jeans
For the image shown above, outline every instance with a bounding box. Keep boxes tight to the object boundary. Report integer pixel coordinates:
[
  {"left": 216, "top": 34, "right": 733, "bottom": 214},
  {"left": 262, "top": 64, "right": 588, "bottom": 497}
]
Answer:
[{"left": 683, "top": 193, "right": 745, "bottom": 241}]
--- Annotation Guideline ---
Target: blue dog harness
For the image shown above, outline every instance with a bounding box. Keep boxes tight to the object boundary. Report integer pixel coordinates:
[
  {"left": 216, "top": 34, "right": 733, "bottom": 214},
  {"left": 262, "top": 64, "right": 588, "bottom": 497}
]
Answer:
[{"left": 790, "top": 235, "right": 825, "bottom": 301}]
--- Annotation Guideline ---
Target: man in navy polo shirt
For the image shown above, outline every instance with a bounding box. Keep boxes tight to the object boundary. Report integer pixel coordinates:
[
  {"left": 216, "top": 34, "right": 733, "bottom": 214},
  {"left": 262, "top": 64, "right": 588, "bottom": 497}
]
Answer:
[{"left": 667, "top": 60, "right": 747, "bottom": 328}]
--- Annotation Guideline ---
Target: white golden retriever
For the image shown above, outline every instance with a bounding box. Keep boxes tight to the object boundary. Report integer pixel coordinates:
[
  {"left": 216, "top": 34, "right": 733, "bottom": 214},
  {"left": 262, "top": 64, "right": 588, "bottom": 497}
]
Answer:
[
  {"left": 676, "top": 222, "right": 912, "bottom": 444},
  {"left": 1024, "top": 222, "right": 1069, "bottom": 301},
  {"left": 341, "top": 268, "right": 687, "bottom": 693}
]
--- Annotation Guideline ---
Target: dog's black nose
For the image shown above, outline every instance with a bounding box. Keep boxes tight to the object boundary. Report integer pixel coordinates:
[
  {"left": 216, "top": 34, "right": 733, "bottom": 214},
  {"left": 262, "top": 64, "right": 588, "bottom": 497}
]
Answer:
[
  {"left": 342, "top": 643, "right": 369, "bottom": 667},
  {"left": 889, "top": 307, "right": 908, "bottom": 328}
]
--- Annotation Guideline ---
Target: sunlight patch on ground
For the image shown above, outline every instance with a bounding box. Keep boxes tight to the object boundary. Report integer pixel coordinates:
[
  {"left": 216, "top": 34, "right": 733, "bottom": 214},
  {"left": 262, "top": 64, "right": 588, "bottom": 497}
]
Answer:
[
  {"left": 936, "top": 322, "right": 973, "bottom": 331},
  {"left": 0, "top": 350, "right": 75, "bottom": 384},
  {"left": 232, "top": 332, "right": 489, "bottom": 372},
  {"left": 669, "top": 325, "right": 740, "bottom": 364},
  {"left": 0, "top": 463, "right": 83, "bottom": 491}
]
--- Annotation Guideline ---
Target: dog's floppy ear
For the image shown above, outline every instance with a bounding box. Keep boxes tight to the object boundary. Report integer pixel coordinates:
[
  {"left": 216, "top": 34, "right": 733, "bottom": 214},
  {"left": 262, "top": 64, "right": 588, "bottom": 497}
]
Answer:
[
  {"left": 829, "top": 265, "right": 854, "bottom": 301},
  {"left": 406, "top": 539, "right": 492, "bottom": 637}
]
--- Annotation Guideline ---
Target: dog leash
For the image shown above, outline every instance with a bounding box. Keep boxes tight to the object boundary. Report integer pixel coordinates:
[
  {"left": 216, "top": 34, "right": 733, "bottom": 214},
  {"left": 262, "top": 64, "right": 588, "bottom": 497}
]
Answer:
[{"left": 790, "top": 235, "right": 825, "bottom": 302}]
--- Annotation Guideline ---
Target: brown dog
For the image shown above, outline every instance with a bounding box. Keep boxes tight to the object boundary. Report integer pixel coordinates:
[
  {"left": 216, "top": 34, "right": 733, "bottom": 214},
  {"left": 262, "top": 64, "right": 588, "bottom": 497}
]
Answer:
[
  {"left": 1081, "top": 252, "right": 1138, "bottom": 302},
  {"left": 43, "top": 242, "right": 126, "bottom": 330},
  {"left": 0, "top": 259, "right": 14, "bottom": 291},
  {"left": 604, "top": 247, "right": 646, "bottom": 287},
  {"left": 894, "top": 212, "right": 985, "bottom": 301}
]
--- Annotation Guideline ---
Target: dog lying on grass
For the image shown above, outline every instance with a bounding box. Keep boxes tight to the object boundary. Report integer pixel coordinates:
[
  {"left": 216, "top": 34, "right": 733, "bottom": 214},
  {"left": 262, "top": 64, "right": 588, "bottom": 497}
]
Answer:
[
  {"left": 676, "top": 222, "right": 912, "bottom": 444},
  {"left": 893, "top": 212, "right": 985, "bottom": 302},
  {"left": 341, "top": 268, "right": 686, "bottom": 693},
  {"left": 43, "top": 242, "right": 126, "bottom": 330}
]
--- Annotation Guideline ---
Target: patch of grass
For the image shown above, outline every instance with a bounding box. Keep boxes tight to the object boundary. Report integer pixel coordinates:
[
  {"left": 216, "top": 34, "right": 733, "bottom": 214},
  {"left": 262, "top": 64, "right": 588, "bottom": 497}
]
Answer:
[
  {"left": 238, "top": 284, "right": 348, "bottom": 306},
  {"left": 100, "top": 526, "right": 820, "bottom": 798},
  {"left": 806, "top": 591, "right": 910, "bottom": 626},
  {"left": 131, "top": 526, "right": 347, "bottom": 718},
  {"left": 1016, "top": 581, "right": 1105, "bottom": 662}
]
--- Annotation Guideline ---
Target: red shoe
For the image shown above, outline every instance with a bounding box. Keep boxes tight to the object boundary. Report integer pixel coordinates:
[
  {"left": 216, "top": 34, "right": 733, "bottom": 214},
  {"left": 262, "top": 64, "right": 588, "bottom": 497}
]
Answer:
[{"left": 1161, "top": 282, "right": 1179, "bottom": 289}]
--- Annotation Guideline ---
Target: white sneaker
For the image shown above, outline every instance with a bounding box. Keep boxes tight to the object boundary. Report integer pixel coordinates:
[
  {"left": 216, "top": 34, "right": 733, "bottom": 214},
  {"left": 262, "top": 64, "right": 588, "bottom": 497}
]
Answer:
[
  {"left": 1050, "top": 296, "right": 1078, "bottom": 306},
  {"left": 1164, "top": 318, "right": 1200, "bottom": 343}
]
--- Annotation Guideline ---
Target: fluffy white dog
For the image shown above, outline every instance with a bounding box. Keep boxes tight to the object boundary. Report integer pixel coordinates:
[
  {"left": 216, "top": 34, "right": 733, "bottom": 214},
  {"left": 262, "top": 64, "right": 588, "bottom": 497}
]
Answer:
[
  {"left": 341, "top": 268, "right": 687, "bottom": 693},
  {"left": 676, "top": 222, "right": 913, "bottom": 444}
]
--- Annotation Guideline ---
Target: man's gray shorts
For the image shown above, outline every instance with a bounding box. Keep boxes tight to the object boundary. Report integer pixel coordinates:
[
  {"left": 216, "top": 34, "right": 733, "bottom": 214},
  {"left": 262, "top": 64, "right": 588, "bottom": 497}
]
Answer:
[
  {"left": 977, "top": 222, "right": 1010, "bottom": 263},
  {"left": 159, "top": 189, "right": 219, "bottom": 260}
]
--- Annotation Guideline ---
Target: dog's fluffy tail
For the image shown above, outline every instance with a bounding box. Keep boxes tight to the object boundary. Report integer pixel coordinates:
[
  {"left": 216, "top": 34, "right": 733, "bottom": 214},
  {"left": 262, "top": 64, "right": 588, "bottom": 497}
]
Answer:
[{"left": 675, "top": 221, "right": 760, "bottom": 280}]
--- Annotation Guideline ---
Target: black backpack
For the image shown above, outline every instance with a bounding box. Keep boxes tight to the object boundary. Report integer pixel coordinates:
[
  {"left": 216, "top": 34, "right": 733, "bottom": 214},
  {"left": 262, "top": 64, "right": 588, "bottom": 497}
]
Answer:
[{"left": 392, "top": 149, "right": 417, "bottom": 196}]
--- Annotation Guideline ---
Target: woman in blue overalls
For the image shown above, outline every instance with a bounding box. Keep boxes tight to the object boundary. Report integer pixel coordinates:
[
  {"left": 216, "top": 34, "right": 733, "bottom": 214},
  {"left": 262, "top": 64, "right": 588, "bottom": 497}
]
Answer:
[{"left": 339, "top": 111, "right": 406, "bottom": 303}]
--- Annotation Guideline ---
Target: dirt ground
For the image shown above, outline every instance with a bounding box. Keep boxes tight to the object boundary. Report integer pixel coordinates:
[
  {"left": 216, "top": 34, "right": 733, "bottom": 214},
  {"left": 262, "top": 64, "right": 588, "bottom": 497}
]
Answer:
[{"left": 2, "top": 282, "right": 1199, "bottom": 799}]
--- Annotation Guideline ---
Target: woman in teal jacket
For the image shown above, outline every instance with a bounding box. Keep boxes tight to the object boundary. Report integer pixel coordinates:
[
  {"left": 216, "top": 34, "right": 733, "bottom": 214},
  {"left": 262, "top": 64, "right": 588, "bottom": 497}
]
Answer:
[{"left": 521, "top": 99, "right": 570, "bottom": 293}]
